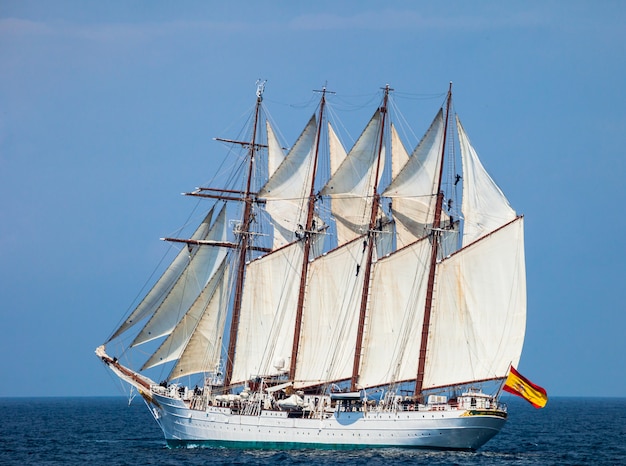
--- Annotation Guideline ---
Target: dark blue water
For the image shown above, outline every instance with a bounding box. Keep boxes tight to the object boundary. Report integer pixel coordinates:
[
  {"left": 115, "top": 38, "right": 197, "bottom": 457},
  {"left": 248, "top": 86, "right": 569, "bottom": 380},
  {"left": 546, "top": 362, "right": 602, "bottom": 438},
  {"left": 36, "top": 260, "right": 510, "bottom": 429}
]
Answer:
[{"left": 1, "top": 397, "right": 625, "bottom": 465}]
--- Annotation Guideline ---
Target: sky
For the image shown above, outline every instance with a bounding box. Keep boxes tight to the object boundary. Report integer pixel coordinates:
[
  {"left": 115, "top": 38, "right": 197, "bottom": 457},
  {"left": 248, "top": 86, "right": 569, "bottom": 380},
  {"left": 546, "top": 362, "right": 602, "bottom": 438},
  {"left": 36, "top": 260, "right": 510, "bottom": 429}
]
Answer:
[{"left": 1, "top": 1, "right": 625, "bottom": 398}]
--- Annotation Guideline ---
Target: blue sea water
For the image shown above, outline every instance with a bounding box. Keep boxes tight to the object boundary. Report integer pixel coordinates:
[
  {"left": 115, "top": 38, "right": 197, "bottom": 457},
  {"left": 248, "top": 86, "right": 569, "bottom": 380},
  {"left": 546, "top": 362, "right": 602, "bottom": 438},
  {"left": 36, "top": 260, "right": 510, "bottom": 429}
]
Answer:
[{"left": 1, "top": 397, "right": 625, "bottom": 465}]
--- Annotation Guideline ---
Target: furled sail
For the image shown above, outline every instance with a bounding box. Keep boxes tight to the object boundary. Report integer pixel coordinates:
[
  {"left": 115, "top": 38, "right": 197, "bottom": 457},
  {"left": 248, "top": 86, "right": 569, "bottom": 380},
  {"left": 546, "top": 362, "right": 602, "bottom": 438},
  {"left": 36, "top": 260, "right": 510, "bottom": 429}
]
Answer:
[
  {"left": 383, "top": 110, "right": 445, "bottom": 248},
  {"left": 230, "top": 241, "right": 304, "bottom": 384},
  {"left": 131, "top": 205, "right": 229, "bottom": 346},
  {"left": 422, "top": 217, "right": 526, "bottom": 389},
  {"left": 108, "top": 207, "right": 216, "bottom": 342},
  {"left": 141, "top": 258, "right": 229, "bottom": 371},
  {"left": 457, "top": 115, "right": 516, "bottom": 246},
  {"left": 321, "top": 111, "right": 385, "bottom": 246},
  {"left": 295, "top": 237, "right": 370, "bottom": 388},
  {"left": 259, "top": 115, "right": 318, "bottom": 249}
]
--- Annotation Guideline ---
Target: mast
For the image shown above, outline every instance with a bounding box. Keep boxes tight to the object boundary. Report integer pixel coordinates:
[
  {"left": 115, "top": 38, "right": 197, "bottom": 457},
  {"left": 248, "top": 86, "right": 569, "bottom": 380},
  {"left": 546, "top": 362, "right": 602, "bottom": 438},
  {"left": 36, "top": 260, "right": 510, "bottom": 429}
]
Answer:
[
  {"left": 414, "top": 82, "right": 453, "bottom": 397},
  {"left": 350, "top": 85, "right": 391, "bottom": 391},
  {"left": 289, "top": 87, "right": 330, "bottom": 380},
  {"left": 224, "top": 81, "right": 265, "bottom": 389}
]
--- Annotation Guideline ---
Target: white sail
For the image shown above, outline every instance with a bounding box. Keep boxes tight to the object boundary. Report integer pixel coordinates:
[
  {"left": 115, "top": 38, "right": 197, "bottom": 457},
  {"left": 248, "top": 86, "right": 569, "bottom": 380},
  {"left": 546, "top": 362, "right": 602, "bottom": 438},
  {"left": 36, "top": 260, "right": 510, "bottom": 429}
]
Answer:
[
  {"left": 108, "top": 207, "right": 215, "bottom": 341},
  {"left": 267, "top": 120, "right": 285, "bottom": 178},
  {"left": 321, "top": 111, "right": 385, "bottom": 246},
  {"left": 423, "top": 217, "right": 526, "bottom": 389},
  {"left": 391, "top": 123, "right": 409, "bottom": 179},
  {"left": 132, "top": 206, "right": 229, "bottom": 346},
  {"left": 383, "top": 110, "right": 445, "bottom": 248},
  {"left": 167, "top": 261, "right": 231, "bottom": 380},
  {"left": 230, "top": 241, "right": 304, "bottom": 384},
  {"left": 328, "top": 121, "right": 347, "bottom": 177},
  {"left": 259, "top": 115, "right": 318, "bottom": 249},
  {"left": 359, "top": 237, "right": 431, "bottom": 388},
  {"left": 457, "top": 116, "right": 516, "bottom": 246},
  {"left": 295, "top": 238, "right": 369, "bottom": 387},
  {"left": 141, "top": 258, "right": 228, "bottom": 371}
]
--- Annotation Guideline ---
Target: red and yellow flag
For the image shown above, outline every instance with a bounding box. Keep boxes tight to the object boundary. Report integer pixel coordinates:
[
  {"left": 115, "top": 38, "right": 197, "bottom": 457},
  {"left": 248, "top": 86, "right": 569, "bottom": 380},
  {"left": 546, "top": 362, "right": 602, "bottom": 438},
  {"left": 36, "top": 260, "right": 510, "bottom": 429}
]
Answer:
[{"left": 503, "top": 366, "right": 548, "bottom": 408}]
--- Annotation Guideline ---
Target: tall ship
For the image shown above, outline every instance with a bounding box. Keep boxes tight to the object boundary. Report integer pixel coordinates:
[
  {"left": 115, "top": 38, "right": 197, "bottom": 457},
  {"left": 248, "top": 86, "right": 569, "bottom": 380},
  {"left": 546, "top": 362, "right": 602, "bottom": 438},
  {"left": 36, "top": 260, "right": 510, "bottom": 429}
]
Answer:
[{"left": 97, "top": 82, "right": 527, "bottom": 450}]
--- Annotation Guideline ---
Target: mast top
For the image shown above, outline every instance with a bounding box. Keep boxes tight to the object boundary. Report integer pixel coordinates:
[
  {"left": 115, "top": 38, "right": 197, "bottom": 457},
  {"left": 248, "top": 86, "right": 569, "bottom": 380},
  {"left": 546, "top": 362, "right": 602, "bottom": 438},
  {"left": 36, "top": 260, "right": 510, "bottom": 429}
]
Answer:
[
  {"left": 256, "top": 79, "right": 267, "bottom": 101},
  {"left": 314, "top": 83, "right": 336, "bottom": 97}
]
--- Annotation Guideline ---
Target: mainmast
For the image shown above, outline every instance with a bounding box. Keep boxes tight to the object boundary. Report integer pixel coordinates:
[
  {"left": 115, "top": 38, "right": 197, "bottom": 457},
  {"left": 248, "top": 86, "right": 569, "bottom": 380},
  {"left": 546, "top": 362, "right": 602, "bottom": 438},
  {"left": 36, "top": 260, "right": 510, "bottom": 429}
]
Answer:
[
  {"left": 289, "top": 87, "right": 331, "bottom": 380},
  {"left": 224, "top": 81, "right": 266, "bottom": 389},
  {"left": 350, "top": 85, "right": 391, "bottom": 391},
  {"left": 414, "top": 82, "right": 453, "bottom": 397}
]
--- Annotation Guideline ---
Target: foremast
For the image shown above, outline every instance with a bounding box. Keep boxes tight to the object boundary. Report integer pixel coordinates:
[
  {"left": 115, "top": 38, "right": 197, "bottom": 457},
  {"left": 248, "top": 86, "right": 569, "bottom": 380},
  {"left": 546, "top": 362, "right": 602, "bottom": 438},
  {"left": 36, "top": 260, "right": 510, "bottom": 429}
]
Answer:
[
  {"left": 414, "top": 82, "right": 453, "bottom": 397},
  {"left": 224, "top": 82, "right": 266, "bottom": 389}
]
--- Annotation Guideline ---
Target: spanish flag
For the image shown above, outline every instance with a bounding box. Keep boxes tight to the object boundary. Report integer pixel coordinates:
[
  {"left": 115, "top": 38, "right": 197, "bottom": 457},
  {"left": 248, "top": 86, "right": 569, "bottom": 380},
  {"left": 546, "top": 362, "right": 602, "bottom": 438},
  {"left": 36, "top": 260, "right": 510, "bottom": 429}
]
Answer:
[{"left": 503, "top": 366, "right": 548, "bottom": 408}]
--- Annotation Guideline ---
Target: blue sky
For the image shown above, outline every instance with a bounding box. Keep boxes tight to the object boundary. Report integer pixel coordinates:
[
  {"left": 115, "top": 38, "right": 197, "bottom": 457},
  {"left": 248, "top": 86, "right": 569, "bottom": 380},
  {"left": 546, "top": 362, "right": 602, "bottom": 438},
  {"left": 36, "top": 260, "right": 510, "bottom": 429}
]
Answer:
[{"left": 1, "top": 1, "right": 625, "bottom": 397}]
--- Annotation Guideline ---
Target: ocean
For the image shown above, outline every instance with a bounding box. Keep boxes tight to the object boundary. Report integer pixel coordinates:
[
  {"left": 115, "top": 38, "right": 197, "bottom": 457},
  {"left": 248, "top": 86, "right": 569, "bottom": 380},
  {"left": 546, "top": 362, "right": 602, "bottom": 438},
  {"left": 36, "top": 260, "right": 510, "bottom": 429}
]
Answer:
[{"left": 1, "top": 397, "right": 624, "bottom": 465}]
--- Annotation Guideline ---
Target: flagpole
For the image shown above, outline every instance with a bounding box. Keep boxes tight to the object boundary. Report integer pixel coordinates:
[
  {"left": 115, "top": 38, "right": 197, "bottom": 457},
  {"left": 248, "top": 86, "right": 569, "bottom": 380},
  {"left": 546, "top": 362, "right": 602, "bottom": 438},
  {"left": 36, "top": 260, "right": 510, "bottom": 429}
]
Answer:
[{"left": 495, "top": 362, "right": 513, "bottom": 400}]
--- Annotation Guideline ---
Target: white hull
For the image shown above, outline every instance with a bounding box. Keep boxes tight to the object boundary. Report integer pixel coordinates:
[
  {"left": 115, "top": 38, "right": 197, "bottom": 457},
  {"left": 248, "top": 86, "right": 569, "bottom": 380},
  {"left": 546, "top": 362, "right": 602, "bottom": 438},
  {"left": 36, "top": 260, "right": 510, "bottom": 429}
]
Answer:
[{"left": 147, "top": 392, "right": 506, "bottom": 450}]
